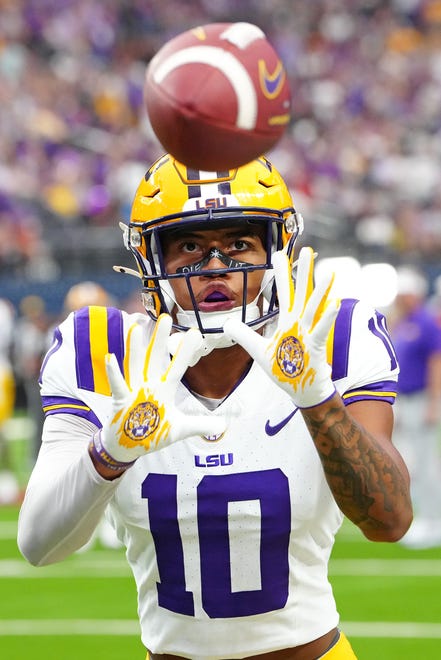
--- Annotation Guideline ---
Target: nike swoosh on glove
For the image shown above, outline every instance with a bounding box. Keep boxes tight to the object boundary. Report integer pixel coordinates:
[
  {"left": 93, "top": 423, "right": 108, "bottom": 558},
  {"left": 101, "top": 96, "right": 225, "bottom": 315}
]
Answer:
[
  {"left": 94, "top": 314, "right": 226, "bottom": 467},
  {"left": 224, "top": 247, "right": 339, "bottom": 409}
]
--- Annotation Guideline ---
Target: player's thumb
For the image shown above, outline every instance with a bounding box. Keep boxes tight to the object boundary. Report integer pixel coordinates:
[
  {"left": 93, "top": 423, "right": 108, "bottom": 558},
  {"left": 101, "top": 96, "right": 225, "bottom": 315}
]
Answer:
[
  {"left": 223, "top": 318, "right": 263, "bottom": 360},
  {"left": 178, "top": 413, "right": 226, "bottom": 441},
  {"left": 168, "top": 327, "right": 204, "bottom": 380}
]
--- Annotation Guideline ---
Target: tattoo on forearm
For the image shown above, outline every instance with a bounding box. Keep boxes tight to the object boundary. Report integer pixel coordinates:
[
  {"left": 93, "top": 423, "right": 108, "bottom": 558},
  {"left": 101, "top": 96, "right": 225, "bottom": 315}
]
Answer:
[{"left": 303, "top": 404, "right": 408, "bottom": 530}]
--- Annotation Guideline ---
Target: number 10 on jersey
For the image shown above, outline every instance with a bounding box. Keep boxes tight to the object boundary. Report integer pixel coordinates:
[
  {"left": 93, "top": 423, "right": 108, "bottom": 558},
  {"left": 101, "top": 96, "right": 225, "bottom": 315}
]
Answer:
[{"left": 142, "top": 469, "right": 291, "bottom": 618}]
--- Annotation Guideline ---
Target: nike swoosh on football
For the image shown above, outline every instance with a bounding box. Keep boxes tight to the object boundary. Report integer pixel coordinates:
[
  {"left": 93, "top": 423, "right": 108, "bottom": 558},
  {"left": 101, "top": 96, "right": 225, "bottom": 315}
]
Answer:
[{"left": 265, "top": 406, "right": 299, "bottom": 436}]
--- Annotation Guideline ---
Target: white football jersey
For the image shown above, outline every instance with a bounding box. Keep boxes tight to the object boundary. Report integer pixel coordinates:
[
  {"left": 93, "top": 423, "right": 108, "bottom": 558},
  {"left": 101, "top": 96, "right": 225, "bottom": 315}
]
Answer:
[{"left": 38, "top": 300, "right": 398, "bottom": 659}]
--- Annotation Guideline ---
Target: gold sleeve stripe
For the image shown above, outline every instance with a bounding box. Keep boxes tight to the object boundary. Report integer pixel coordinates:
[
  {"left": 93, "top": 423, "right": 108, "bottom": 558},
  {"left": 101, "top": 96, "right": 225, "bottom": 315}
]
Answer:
[
  {"left": 342, "top": 390, "right": 397, "bottom": 400},
  {"left": 88, "top": 306, "right": 111, "bottom": 396},
  {"left": 43, "top": 403, "right": 91, "bottom": 412}
]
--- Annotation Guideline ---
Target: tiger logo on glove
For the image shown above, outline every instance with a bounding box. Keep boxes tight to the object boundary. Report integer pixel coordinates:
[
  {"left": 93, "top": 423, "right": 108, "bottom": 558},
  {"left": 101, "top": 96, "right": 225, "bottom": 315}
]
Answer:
[
  {"left": 276, "top": 335, "right": 304, "bottom": 378},
  {"left": 124, "top": 401, "right": 160, "bottom": 441}
]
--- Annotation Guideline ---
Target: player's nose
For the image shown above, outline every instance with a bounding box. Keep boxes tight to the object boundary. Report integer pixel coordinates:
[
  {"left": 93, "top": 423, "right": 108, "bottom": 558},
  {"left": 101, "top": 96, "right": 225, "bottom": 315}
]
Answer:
[{"left": 203, "top": 247, "right": 228, "bottom": 273}]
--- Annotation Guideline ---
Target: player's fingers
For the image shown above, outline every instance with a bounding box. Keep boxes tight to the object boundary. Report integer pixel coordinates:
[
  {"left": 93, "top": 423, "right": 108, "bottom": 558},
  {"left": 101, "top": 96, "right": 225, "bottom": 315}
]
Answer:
[
  {"left": 312, "top": 298, "right": 340, "bottom": 347},
  {"left": 292, "top": 247, "right": 315, "bottom": 319},
  {"left": 302, "top": 270, "right": 335, "bottom": 330},
  {"left": 144, "top": 314, "right": 173, "bottom": 379},
  {"left": 166, "top": 328, "right": 204, "bottom": 385},
  {"left": 125, "top": 323, "right": 146, "bottom": 390},
  {"left": 272, "top": 250, "right": 294, "bottom": 323},
  {"left": 105, "top": 353, "right": 129, "bottom": 400},
  {"left": 223, "top": 318, "right": 265, "bottom": 361}
]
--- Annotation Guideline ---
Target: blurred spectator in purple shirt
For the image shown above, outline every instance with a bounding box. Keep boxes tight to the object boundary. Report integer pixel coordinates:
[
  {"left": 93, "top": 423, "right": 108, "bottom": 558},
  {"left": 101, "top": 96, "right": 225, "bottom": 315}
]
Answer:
[{"left": 390, "top": 266, "right": 441, "bottom": 548}]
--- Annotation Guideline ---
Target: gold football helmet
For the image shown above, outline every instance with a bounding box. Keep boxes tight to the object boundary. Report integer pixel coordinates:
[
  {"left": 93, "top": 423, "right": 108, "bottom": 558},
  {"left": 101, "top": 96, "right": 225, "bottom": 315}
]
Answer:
[{"left": 122, "top": 154, "right": 303, "bottom": 335}]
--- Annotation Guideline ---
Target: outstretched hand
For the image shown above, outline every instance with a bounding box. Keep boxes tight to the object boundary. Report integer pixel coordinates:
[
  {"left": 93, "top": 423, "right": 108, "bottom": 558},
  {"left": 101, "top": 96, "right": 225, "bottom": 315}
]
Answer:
[
  {"left": 95, "top": 314, "right": 226, "bottom": 467},
  {"left": 224, "top": 247, "right": 339, "bottom": 409}
]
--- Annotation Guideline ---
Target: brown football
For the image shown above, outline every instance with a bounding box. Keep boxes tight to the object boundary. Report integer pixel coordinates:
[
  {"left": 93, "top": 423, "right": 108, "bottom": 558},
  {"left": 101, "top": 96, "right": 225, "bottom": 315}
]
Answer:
[{"left": 144, "top": 22, "right": 291, "bottom": 171}]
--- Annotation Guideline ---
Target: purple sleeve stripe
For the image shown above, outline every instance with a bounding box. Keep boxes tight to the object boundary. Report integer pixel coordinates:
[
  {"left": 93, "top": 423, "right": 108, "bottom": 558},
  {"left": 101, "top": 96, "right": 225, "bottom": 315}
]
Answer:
[
  {"left": 346, "top": 379, "right": 398, "bottom": 393},
  {"left": 342, "top": 380, "right": 398, "bottom": 406},
  {"left": 107, "top": 307, "right": 124, "bottom": 375},
  {"left": 74, "top": 308, "right": 93, "bottom": 390},
  {"left": 41, "top": 396, "right": 101, "bottom": 427},
  {"left": 331, "top": 299, "right": 358, "bottom": 381}
]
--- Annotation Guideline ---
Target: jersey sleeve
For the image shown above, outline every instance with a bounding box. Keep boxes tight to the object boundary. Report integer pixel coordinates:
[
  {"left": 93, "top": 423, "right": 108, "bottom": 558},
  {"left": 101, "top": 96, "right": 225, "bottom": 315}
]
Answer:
[
  {"left": 330, "top": 298, "right": 399, "bottom": 406},
  {"left": 17, "top": 413, "right": 124, "bottom": 565},
  {"left": 18, "top": 305, "right": 149, "bottom": 566},
  {"left": 39, "top": 305, "right": 145, "bottom": 428}
]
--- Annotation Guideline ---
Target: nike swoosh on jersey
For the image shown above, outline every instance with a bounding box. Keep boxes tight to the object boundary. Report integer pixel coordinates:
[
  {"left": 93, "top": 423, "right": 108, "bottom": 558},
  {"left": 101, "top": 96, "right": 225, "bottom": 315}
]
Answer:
[{"left": 265, "top": 406, "right": 299, "bottom": 436}]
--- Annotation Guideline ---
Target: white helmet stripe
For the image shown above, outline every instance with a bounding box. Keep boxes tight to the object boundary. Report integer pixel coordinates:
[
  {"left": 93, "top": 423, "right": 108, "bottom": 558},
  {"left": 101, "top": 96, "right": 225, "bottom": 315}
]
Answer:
[{"left": 151, "top": 46, "right": 258, "bottom": 130}]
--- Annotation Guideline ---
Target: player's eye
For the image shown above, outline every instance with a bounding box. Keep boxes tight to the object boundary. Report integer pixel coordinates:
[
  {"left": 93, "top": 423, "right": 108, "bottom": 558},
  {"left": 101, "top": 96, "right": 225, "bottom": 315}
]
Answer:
[
  {"left": 182, "top": 241, "right": 199, "bottom": 253},
  {"left": 232, "top": 239, "right": 248, "bottom": 251}
]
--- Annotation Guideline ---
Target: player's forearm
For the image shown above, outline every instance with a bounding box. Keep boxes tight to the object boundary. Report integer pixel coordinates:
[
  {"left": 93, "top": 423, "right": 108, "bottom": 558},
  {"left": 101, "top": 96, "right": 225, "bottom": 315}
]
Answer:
[
  {"left": 301, "top": 393, "right": 412, "bottom": 542},
  {"left": 18, "top": 449, "right": 120, "bottom": 566}
]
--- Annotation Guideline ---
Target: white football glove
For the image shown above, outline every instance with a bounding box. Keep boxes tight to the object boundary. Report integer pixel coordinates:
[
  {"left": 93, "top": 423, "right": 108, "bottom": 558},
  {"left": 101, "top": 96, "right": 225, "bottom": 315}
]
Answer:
[
  {"left": 224, "top": 247, "right": 339, "bottom": 409},
  {"left": 92, "top": 314, "right": 226, "bottom": 468}
]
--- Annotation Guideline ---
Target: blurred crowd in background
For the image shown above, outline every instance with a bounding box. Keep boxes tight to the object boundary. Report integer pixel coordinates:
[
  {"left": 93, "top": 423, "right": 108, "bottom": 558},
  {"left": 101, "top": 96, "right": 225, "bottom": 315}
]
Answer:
[
  {"left": 2, "top": 0, "right": 441, "bottom": 303},
  {"left": 2, "top": 0, "right": 441, "bottom": 531}
]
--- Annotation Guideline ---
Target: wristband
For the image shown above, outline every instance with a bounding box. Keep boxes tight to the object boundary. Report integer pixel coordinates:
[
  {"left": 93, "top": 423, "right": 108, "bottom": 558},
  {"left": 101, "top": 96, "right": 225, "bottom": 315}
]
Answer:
[{"left": 89, "top": 430, "right": 136, "bottom": 472}]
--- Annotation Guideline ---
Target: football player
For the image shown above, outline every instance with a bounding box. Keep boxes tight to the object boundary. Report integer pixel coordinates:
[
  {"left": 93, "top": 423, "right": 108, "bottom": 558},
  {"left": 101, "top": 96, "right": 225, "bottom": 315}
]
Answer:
[{"left": 18, "top": 155, "right": 412, "bottom": 659}]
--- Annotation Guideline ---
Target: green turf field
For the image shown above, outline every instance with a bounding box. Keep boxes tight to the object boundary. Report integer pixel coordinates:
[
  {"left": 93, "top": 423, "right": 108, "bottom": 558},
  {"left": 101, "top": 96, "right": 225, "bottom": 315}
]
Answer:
[
  {"left": 2, "top": 506, "right": 441, "bottom": 659},
  {"left": 1, "top": 429, "right": 441, "bottom": 659}
]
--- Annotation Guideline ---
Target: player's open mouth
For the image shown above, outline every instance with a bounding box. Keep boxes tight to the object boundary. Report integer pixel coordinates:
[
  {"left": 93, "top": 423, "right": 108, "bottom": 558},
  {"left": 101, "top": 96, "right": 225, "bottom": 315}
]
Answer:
[{"left": 198, "top": 289, "right": 236, "bottom": 312}]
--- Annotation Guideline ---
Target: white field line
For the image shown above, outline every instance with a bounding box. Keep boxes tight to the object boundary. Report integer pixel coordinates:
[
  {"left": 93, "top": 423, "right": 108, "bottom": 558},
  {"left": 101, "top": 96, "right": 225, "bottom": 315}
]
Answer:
[
  {"left": 0, "top": 556, "right": 131, "bottom": 578},
  {"left": 343, "top": 621, "right": 441, "bottom": 638},
  {"left": 2, "top": 556, "right": 441, "bottom": 578},
  {"left": 0, "top": 619, "right": 441, "bottom": 638},
  {"left": 0, "top": 522, "right": 18, "bottom": 539},
  {"left": 0, "top": 619, "right": 139, "bottom": 636},
  {"left": 2, "top": 416, "right": 35, "bottom": 441},
  {"left": 329, "top": 558, "right": 441, "bottom": 576}
]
